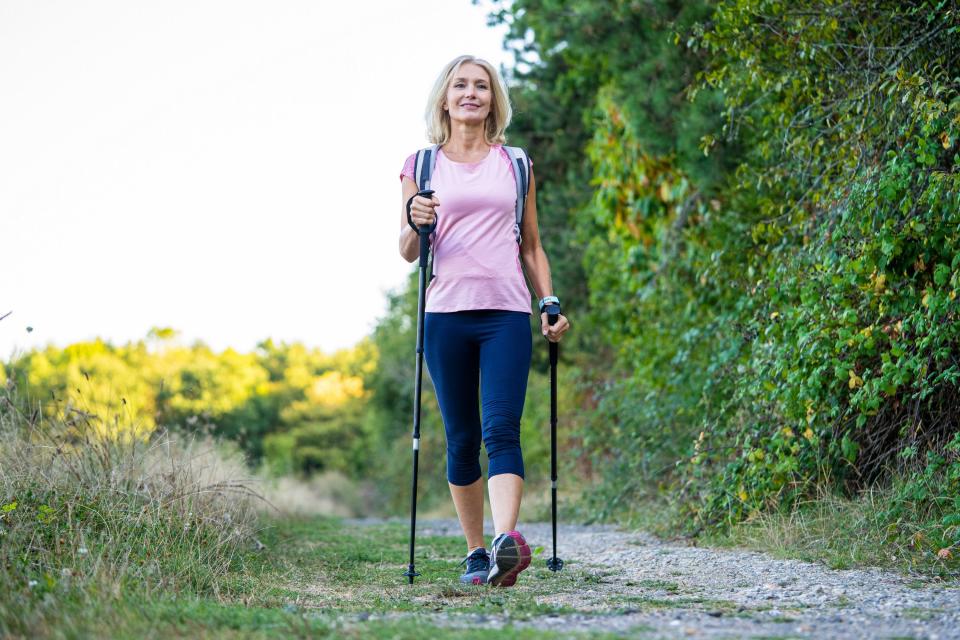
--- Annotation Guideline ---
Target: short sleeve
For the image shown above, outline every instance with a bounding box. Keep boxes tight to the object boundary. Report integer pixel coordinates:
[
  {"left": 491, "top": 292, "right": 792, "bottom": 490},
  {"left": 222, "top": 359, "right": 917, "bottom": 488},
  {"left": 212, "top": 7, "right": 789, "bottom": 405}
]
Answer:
[
  {"left": 497, "top": 146, "right": 533, "bottom": 180},
  {"left": 400, "top": 153, "right": 416, "bottom": 183}
]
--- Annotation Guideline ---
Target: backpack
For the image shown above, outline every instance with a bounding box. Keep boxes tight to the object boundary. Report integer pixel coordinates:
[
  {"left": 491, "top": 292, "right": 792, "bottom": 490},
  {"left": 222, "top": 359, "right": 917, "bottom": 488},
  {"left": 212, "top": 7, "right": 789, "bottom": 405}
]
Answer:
[{"left": 412, "top": 145, "right": 532, "bottom": 244}]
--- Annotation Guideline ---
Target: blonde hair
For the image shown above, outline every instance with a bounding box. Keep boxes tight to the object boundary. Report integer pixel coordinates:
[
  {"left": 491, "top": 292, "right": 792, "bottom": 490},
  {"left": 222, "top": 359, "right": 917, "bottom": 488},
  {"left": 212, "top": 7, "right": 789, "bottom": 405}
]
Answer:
[{"left": 425, "top": 55, "right": 512, "bottom": 146}]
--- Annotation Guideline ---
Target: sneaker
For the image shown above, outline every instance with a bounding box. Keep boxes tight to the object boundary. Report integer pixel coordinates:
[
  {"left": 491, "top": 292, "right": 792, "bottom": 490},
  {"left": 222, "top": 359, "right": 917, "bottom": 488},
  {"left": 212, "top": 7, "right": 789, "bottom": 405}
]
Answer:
[
  {"left": 459, "top": 547, "right": 490, "bottom": 585},
  {"left": 487, "top": 530, "right": 531, "bottom": 587}
]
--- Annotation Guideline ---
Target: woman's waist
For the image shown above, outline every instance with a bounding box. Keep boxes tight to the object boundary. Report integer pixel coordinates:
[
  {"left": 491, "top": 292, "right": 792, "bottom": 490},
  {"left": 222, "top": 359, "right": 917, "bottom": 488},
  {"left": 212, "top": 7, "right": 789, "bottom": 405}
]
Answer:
[{"left": 427, "top": 274, "right": 529, "bottom": 299}]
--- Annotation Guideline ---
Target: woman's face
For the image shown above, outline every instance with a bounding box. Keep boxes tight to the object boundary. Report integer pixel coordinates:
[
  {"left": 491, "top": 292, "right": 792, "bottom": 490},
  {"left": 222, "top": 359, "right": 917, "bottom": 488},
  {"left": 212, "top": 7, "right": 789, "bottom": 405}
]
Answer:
[{"left": 444, "top": 63, "right": 492, "bottom": 127}]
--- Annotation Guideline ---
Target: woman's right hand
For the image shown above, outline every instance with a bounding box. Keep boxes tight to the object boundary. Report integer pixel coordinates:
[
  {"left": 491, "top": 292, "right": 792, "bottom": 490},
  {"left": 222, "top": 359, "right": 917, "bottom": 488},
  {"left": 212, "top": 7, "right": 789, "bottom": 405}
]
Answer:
[{"left": 409, "top": 193, "right": 440, "bottom": 228}]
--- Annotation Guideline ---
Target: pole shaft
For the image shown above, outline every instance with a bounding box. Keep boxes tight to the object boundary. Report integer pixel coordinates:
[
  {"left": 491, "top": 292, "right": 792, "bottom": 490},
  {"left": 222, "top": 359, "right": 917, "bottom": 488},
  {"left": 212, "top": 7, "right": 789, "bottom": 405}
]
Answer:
[
  {"left": 406, "top": 230, "right": 430, "bottom": 584},
  {"left": 550, "top": 341, "right": 559, "bottom": 564},
  {"left": 406, "top": 448, "right": 419, "bottom": 583}
]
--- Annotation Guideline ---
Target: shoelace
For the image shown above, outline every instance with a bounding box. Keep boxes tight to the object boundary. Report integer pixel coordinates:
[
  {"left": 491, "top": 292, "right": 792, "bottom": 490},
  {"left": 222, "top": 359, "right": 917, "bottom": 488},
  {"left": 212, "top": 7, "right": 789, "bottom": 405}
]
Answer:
[{"left": 458, "top": 548, "right": 489, "bottom": 573}]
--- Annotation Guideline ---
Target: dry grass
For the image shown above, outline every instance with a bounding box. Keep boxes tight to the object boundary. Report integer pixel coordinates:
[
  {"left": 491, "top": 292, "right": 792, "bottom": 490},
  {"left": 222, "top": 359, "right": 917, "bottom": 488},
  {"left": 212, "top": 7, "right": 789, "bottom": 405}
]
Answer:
[
  {"left": 0, "top": 381, "right": 264, "bottom": 636},
  {"left": 257, "top": 471, "right": 363, "bottom": 517}
]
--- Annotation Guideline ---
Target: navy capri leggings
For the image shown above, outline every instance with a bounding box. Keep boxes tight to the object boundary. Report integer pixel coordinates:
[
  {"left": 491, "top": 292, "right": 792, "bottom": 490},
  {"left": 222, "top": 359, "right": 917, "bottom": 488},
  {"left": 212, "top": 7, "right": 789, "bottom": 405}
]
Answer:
[{"left": 424, "top": 310, "right": 531, "bottom": 486}]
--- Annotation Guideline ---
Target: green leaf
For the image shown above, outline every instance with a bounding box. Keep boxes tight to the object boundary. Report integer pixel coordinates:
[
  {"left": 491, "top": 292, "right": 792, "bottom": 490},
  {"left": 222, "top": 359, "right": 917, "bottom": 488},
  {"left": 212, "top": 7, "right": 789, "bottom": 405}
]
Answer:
[
  {"left": 841, "top": 435, "right": 860, "bottom": 463},
  {"left": 934, "top": 264, "right": 951, "bottom": 286}
]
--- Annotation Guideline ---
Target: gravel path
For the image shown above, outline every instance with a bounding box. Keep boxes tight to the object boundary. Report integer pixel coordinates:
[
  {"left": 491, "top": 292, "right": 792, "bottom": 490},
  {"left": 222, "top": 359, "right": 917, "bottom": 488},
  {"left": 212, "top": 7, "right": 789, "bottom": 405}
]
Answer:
[{"left": 411, "top": 519, "right": 960, "bottom": 639}]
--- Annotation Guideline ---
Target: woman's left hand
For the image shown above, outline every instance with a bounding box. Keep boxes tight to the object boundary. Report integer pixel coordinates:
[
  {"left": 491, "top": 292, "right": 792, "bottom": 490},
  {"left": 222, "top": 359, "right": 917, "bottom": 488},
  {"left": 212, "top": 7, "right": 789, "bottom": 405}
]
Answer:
[{"left": 540, "top": 313, "right": 570, "bottom": 343}]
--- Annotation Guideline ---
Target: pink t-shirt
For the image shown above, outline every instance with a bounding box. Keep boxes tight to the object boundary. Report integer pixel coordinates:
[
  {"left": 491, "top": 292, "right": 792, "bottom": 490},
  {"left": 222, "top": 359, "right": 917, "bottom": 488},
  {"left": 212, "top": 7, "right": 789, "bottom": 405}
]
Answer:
[{"left": 400, "top": 145, "right": 531, "bottom": 314}]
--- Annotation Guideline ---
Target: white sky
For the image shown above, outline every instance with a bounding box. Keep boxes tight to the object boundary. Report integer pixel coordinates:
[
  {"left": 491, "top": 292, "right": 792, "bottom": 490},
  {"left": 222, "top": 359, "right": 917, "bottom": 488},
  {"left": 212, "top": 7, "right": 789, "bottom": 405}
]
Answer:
[{"left": 0, "top": 0, "right": 511, "bottom": 358}]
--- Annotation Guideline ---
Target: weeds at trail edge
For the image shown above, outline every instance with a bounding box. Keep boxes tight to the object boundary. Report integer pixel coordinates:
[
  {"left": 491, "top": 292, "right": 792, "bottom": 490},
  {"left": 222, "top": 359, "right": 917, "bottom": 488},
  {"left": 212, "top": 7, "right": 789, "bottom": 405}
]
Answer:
[{"left": 0, "top": 381, "right": 264, "bottom": 637}]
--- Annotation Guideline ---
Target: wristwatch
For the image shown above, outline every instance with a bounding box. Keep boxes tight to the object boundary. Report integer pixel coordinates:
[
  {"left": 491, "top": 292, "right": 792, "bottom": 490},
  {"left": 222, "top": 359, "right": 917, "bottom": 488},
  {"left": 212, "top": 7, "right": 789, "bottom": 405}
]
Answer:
[{"left": 538, "top": 296, "right": 561, "bottom": 313}]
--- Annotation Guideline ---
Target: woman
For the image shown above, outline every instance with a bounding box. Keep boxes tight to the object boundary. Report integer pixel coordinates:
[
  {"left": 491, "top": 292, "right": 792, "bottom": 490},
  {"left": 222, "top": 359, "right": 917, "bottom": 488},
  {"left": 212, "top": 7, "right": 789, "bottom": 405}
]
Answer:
[{"left": 399, "top": 55, "right": 570, "bottom": 587}]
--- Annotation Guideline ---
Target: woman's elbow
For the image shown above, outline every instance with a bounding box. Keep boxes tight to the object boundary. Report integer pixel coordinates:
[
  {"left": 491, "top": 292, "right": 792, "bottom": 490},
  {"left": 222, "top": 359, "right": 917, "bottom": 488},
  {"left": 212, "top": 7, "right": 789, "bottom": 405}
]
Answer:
[{"left": 399, "top": 244, "right": 417, "bottom": 263}]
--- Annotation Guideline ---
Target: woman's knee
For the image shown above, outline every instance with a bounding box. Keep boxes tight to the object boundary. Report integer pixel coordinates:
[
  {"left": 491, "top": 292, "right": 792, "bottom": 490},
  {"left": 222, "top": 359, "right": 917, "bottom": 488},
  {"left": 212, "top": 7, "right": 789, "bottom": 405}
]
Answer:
[
  {"left": 487, "top": 448, "right": 524, "bottom": 480},
  {"left": 483, "top": 418, "right": 520, "bottom": 453},
  {"left": 483, "top": 419, "right": 523, "bottom": 477},
  {"left": 446, "top": 440, "right": 482, "bottom": 485},
  {"left": 447, "top": 456, "right": 482, "bottom": 485}
]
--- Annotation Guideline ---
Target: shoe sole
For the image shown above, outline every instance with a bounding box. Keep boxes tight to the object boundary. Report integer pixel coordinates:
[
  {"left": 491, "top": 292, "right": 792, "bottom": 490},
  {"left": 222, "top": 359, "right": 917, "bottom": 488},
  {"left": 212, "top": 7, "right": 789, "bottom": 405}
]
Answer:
[{"left": 488, "top": 530, "right": 531, "bottom": 587}]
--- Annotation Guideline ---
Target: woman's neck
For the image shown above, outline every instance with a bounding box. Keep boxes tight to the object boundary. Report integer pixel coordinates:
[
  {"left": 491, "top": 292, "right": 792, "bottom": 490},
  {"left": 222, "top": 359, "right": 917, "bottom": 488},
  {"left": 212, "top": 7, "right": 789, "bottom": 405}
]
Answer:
[{"left": 444, "top": 122, "right": 490, "bottom": 156}]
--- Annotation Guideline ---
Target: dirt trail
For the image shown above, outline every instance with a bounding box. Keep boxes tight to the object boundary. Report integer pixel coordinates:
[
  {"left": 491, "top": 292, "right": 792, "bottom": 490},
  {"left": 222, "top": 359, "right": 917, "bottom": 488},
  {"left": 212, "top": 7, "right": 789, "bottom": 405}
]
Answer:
[{"left": 408, "top": 519, "right": 960, "bottom": 639}]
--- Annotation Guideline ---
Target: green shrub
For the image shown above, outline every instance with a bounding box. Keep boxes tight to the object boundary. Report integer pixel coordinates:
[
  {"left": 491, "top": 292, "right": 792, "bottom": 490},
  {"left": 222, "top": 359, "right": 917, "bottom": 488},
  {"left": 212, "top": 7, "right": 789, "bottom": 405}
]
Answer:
[{"left": 487, "top": 0, "right": 960, "bottom": 543}]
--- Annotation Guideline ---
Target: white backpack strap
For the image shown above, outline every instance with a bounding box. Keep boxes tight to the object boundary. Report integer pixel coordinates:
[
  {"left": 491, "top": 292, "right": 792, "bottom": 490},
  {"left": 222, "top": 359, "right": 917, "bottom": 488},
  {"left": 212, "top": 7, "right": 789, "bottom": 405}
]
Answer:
[
  {"left": 413, "top": 144, "right": 440, "bottom": 192},
  {"left": 503, "top": 146, "right": 530, "bottom": 243}
]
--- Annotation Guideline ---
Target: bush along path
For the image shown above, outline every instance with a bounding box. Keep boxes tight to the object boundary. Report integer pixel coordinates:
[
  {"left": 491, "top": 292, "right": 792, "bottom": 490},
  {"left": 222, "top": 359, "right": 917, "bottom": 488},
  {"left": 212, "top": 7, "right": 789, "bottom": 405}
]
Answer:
[{"left": 266, "top": 517, "right": 958, "bottom": 640}]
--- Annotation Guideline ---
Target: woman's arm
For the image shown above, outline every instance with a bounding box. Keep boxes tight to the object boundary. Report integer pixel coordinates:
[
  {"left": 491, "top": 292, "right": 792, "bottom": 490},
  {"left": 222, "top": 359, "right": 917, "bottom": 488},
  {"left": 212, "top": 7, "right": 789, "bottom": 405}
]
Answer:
[
  {"left": 519, "top": 170, "right": 571, "bottom": 343},
  {"left": 399, "top": 176, "right": 440, "bottom": 262}
]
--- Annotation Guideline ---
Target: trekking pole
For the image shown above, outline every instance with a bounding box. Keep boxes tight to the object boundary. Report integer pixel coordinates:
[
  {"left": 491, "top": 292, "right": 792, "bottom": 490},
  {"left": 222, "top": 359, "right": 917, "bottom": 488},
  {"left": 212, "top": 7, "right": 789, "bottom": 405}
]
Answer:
[
  {"left": 544, "top": 303, "right": 564, "bottom": 572},
  {"left": 404, "top": 188, "right": 436, "bottom": 585}
]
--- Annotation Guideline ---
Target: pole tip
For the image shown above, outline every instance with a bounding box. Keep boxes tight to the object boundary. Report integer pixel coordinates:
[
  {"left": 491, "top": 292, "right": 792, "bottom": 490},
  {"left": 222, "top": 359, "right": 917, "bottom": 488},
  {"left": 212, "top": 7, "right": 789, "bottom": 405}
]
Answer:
[{"left": 546, "top": 557, "right": 564, "bottom": 572}]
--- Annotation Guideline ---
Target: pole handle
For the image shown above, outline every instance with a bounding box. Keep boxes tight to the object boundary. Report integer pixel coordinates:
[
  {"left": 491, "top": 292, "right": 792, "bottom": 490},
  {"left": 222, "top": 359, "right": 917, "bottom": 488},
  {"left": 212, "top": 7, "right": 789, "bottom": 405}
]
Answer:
[
  {"left": 406, "top": 190, "right": 437, "bottom": 234},
  {"left": 418, "top": 231, "right": 431, "bottom": 269},
  {"left": 545, "top": 303, "right": 560, "bottom": 326},
  {"left": 545, "top": 303, "right": 560, "bottom": 364}
]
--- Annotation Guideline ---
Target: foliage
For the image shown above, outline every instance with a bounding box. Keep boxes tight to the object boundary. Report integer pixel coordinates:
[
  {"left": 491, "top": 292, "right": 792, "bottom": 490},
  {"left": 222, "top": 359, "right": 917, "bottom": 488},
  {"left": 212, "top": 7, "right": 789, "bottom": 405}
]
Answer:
[
  {"left": 359, "top": 273, "right": 448, "bottom": 512},
  {"left": 484, "top": 0, "right": 960, "bottom": 540},
  {"left": 264, "top": 370, "right": 369, "bottom": 476},
  {"left": 706, "top": 471, "right": 960, "bottom": 575},
  {"left": 2, "top": 332, "right": 378, "bottom": 477},
  {"left": 685, "top": 0, "right": 960, "bottom": 526},
  {"left": 883, "top": 431, "right": 960, "bottom": 561}
]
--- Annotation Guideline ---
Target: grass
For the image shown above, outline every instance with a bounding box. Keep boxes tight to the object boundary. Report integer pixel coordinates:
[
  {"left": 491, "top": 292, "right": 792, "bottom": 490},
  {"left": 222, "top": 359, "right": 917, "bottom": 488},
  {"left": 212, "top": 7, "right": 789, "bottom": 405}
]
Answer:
[
  {"left": 7, "top": 376, "right": 954, "bottom": 638},
  {"left": 604, "top": 485, "right": 959, "bottom": 580},
  {"left": 0, "top": 385, "right": 657, "bottom": 639},
  {"left": 899, "top": 606, "right": 946, "bottom": 621},
  {"left": 259, "top": 516, "right": 624, "bottom": 618},
  {"left": 625, "top": 579, "right": 681, "bottom": 593},
  {"left": 0, "top": 386, "right": 263, "bottom": 638},
  {"left": 699, "top": 489, "right": 960, "bottom": 579},
  {"left": 2, "top": 510, "right": 659, "bottom": 639},
  {"left": 3, "top": 595, "right": 636, "bottom": 639}
]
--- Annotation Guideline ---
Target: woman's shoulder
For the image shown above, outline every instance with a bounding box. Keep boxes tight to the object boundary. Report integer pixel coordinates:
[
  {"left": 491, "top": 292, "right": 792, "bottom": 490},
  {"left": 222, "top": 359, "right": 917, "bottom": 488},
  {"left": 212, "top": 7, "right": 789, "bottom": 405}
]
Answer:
[
  {"left": 401, "top": 145, "right": 438, "bottom": 170},
  {"left": 400, "top": 152, "right": 418, "bottom": 183},
  {"left": 495, "top": 144, "right": 533, "bottom": 170},
  {"left": 400, "top": 146, "right": 439, "bottom": 183}
]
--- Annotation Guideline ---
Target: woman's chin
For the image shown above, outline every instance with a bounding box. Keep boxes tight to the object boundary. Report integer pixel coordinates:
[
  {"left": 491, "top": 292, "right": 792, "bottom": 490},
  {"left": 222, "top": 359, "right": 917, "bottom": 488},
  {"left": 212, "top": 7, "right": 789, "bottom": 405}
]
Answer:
[{"left": 451, "top": 112, "right": 489, "bottom": 125}]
